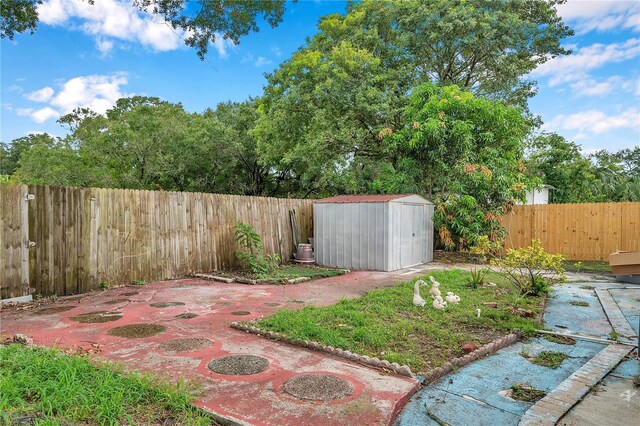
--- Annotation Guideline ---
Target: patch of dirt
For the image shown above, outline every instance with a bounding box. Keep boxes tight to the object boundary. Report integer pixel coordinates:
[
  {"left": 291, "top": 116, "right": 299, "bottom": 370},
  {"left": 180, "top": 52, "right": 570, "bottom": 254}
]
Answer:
[
  {"left": 284, "top": 374, "right": 354, "bottom": 401},
  {"left": 149, "top": 302, "right": 185, "bottom": 308},
  {"left": 207, "top": 355, "right": 269, "bottom": 375},
  {"left": 107, "top": 323, "right": 167, "bottom": 338},
  {"left": 231, "top": 311, "right": 251, "bottom": 316},
  {"left": 121, "top": 291, "right": 138, "bottom": 296},
  {"left": 217, "top": 302, "right": 233, "bottom": 306},
  {"left": 70, "top": 311, "right": 123, "bottom": 323},
  {"left": 510, "top": 384, "right": 546, "bottom": 402},
  {"left": 174, "top": 313, "right": 198, "bottom": 319},
  {"left": 103, "top": 299, "right": 129, "bottom": 305},
  {"left": 264, "top": 303, "right": 281, "bottom": 307},
  {"left": 542, "top": 334, "right": 576, "bottom": 345},
  {"left": 159, "top": 338, "right": 213, "bottom": 352},
  {"left": 434, "top": 250, "right": 484, "bottom": 265},
  {"left": 33, "top": 306, "right": 76, "bottom": 315},
  {"left": 633, "top": 376, "right": 640, "bottom": 388},
  {"left": 569, "top": 300, "right": 590, "bottom": 307}
]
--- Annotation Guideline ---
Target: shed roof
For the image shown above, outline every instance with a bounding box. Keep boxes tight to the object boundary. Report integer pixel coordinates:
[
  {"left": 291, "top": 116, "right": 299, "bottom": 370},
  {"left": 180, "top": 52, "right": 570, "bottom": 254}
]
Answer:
[{"left": 314, "top": 194, "right": 427, "bottom": 204}]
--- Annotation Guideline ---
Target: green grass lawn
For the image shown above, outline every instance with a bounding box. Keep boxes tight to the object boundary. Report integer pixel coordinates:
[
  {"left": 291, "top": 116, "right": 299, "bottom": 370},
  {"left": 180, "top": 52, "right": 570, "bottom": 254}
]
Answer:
[
  {"left": 562, "top": 260, "right": 612, "bottom": 275},
  {"left": 0, "top": 344, "right": 214, "bottom": 425},
  {"left": 253, "top": 269, "right": 544, "bottom": 373}
]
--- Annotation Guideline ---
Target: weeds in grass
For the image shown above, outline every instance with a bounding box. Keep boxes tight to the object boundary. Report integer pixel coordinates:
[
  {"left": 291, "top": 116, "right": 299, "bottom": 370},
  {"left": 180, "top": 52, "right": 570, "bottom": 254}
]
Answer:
[
  {"left": 254, "top": 269, "right": 543, "bottom": 372},
  {"left": 542, "top": 334, "right": 576, "bottom": 345},
  {"left": 99, "top": 281, "right": 110, "bottom": 290},
  {"left": 468, "top": 268, "right": 487, "bottom": 288},
  {"left": 609, "top": 331, "right": 620, "bottom": 341},
  {"left": 0, "top": 344, "right": 213, "bottom": 425},
  {"left": 580, "top": 285, "right": 595, "bottom": 290},
  {"left": 510, "top": 384, "right": 546, "bottom": 402},
  {"left": 523, "top": 351, "right": 569, "bottom": 369},
  {"left": 132, "top": 279, "right": 147, "bottom": 286}
]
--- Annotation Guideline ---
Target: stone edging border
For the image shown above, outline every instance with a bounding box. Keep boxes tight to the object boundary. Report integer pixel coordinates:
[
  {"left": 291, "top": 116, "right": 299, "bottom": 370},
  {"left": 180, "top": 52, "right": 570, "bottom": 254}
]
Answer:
[{"left": 231, "top": 321, "right": 522, "bottom": 380}]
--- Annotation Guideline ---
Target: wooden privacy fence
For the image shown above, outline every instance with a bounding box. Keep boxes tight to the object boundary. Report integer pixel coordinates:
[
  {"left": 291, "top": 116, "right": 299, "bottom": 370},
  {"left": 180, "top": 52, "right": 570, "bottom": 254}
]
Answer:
[
  {"left": 501, "top": 202, "right": 640, "bottom": 261},
  {"left": 1, "top": 184, "right": 313, "bottom": 299}
]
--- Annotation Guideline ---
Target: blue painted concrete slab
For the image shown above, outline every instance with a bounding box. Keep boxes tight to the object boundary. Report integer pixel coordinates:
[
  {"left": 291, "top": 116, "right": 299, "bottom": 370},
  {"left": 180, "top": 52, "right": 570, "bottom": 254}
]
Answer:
[
  {"left": 544, "top": 283, "right": 613, "bottom": 339},
  {"left": 610, "top": 357, "right": 640, "bottom": 380},
  {"left": 395, "top": 338, "right": 606, "bottom": 425},
  {"left": 609, "top": 288, "right": 640, "bottom": 335}
]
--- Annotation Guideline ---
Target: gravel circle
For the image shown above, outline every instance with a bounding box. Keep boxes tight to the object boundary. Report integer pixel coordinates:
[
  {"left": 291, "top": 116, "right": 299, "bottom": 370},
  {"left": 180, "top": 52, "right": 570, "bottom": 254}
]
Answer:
[
  {"left": 149, "top": 302, "right": 185, "bottom": 308},
  {"left": 121, "top": 291, "right": 138, "bottom": 296},
  {"left": 264, "top": 303, "right": 281, "bottom": 307},
  {"left": 107, "top": 323, "right": 167, "bottom": 338},
  {"left": 70, "top": 311, "right": 123, "bottom": 323},
  {"left": 231, "top": 311, "right": 251, "bottom": 316},
  {"left": 174, "top": 313, "right": 198, "bottom": 319},
  {"left": 207, "top": 355, "right": 269, "bottom": 375},
  {"left": 159, "top": 338, "right": 213, "bottom": 352},
  {"left": 217, "top": 302, "right": 233, "bottom": 306},
  {"left": 33, "top": 306, "right": 76, "bottom": 315},
  {"left": 284, "top": 374, "right": 354, "bottom": 401}
]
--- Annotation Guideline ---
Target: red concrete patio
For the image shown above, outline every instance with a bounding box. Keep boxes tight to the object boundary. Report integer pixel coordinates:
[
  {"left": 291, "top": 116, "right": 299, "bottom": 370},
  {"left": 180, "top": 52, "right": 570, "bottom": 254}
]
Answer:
[{"left": 0, "top": 269, "right": 434, "bottom": 425}]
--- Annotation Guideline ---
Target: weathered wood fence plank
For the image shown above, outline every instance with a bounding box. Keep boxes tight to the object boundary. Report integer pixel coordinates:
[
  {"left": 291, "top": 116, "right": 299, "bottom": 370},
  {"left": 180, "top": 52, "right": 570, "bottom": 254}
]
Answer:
[
  {"left": 1, "top": 184, "right": 314, "bottom": 297},
  {"left": 501, "top": 202, "right": 640, "bottom": 260}
]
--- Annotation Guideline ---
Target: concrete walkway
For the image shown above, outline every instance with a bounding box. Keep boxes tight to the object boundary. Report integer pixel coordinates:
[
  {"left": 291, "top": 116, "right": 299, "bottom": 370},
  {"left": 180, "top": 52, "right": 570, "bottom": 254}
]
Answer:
[
  {"left": 0, "top": 266, "right": 441, "bottom": 426},
  {"left": 396, "top": 282, "right": 639, "bottom": 426}
]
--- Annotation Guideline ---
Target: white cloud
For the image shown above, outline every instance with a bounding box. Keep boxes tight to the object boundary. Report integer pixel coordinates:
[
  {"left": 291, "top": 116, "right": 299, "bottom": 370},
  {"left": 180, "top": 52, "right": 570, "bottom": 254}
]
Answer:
[
  {"left": 241, "top": 53, "right": 254, "bottom": 63},
  {"left": 271, "top": 46, "right": 282, "bottom": 57},
  {"left": 95, "top": 38, "right": 114, "bottom": 55},
  {"left": 571, "top": 76, "right": 639, "bottom": 96},
  {"left": 212, "top": 34, "right": 235, "bottom": 58},
  {"left": 17, "top": 73, "right": 131, "bottom": 123},
  {"left": 557, "top": 0, "right": 640, "bottom": 33},
  {"left": 545, "top": 107, "right": 640, "bottom": 135},
  {"left": 25, "top": 87, "right": 55, "bottom": 102},
  {"left": 254, "top": 56, "right": 273, "bottom": 67},
  {"left": 532, "top": 38, "right": 640, "bottom": 85},
  {"left": 37, "top": 0, "right": 187, "bottom": 53},
  {"left": 17, "top": 107, "right": 61, "bottom": 123}
]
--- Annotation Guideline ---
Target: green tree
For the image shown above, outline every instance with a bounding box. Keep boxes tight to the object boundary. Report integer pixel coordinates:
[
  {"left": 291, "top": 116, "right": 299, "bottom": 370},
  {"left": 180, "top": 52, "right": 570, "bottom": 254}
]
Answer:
[
  {"left": 255, "top": 0, "right": 572, "bottom": 196},
  {"left": 387, "top": 83, "right": 532, "bottom": 250},
  {"left": 525, "top": 133, "right": 603, "bottom": 203},
  {"left": 1, "top": 133, "right": 58, "bottom": 177},
  {"left": 589, "top": 147, "right": 640, "bottom": 201},
  {"left": 1, "top": 0, "right": 289, "bottom": 59}
]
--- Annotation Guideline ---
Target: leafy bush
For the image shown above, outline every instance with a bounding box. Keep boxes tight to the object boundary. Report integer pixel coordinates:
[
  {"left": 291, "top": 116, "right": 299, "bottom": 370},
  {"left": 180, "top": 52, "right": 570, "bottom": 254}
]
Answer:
[
  {"left": 235, "top": 222, "right": 280, "bottom": 275},
  {"left": 491, "top": 239, "right": 566, "bottom": 299}
]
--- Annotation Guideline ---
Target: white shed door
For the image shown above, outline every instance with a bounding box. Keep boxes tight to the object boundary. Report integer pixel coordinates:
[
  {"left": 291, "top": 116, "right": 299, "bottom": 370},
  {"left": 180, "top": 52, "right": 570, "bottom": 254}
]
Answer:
[{"left": 400, "top": 204, "right": 426, "bottom": 268}]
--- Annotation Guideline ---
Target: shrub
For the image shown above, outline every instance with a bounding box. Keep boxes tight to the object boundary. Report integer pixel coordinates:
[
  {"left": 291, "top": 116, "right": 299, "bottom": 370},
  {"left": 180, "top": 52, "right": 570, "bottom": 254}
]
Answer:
[
  {"left": 491, "top": 239, "right": 566, "bottom": 299},
  {"left": 234, "top": 222, "right": 280, "bottom": 275}
]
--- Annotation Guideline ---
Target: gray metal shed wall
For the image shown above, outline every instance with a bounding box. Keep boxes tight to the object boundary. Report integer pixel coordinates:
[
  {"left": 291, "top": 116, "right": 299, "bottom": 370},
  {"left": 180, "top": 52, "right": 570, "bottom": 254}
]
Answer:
[
  {"left": 313, "top": 202, "right": 389, "bottom": 270},
  {"left": 387, "top": 201, "right": 434, "bottom": 271}
]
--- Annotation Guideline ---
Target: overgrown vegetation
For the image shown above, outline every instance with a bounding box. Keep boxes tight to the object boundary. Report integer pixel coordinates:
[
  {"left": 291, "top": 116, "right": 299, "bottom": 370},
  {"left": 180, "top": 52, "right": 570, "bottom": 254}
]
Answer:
[
  {"left": 492, "top": 239, "right": 566, "bottom": 301},
  {"left": 252, "top": 269, "right": 544, "bottom": 372},
  {"left": 522, "top": 350, "right": 570, "bottom": 369},
  {"left": 235, "top": 222, "right": 280, "bottom": 275},
  {"left": 510, "top": 384, "right": 547, "bottom": 402},
  {"left": 564, "top": 261, "right": 612, "bottom": 275},
  {"left": 0, "top": 344, "right": 213, "bottom": 425}
]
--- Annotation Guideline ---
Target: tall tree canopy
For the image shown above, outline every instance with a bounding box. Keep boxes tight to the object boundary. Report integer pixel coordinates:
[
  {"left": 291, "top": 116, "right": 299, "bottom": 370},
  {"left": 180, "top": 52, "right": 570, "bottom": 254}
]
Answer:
[
  {"left": 255, "top": 0, "right": 572, "bottom": 196},
  {"left": 0, "top": 0, "right": 289, "bottom": 58}
]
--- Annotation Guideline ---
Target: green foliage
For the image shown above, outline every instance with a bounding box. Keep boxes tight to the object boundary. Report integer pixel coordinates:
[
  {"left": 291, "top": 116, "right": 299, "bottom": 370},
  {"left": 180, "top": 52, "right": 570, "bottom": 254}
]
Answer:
[
  {"left": 524, "top": 350, "right": 569, "bottom": 369},
  {"left": 253, "top": 269, "right": 544, "bottom": 372},
  {"left": 0, "top": 344, "right": 212, "bottom": 425},
  {"left": 468, "top": 268, "right": 487, "bottom": 289},
  {"left": 491, "top": 239, "right": 566, "bottom": 298},
  {"left": 1, "top": 0, "right": 288, "bottom": 59},
  {"left": 234, "top": 222, "right": 280, "bottom": 275},
  {"left": 132, "top": 279, "right": 147, "bottom": 286},
  {"left": 389, "top": 84, "right": 533, "bottom": 250},
  {"left": 99, "top": 281, "right": 110, "bottom": 290}
]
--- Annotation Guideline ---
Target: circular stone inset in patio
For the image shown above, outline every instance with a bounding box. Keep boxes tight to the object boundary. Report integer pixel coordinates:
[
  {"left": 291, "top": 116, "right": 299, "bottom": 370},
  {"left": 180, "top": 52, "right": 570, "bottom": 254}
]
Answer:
[
  {"left": 284, "top": 374, "right": 354, "bottom": 401},
  {"left": 159, "top": 337, "right": 213, "bottom": 352},
  {"left": 174, "top": 313, "right": 198, "bottom": 319},
  {"left": 207, "top": 355, "right": 269, "bottom": 375},
  {"left": 149, "top": 302, "right": 185, "bottom": 308},
  {"left": 231, "top": 311, "right": 251, "bottom": 316},
  {"left": 264, "top": 302, "right": 281, "bottom": 307},
  {"left": 107, "top": 323, "right": 166, "bottom": 338},
  {"left": 121, "top": 291, "right": 138, "bottom": 296},
  {"left": 70, "top": 311, "right": 123, "bottom": 323},
  {"left": 217, "top": 302, "right": 233, "bottom": 306},
  {"left": 34, "top": 306, "right": 76, "bottom": 315},
  {"left": 103, "top": 299, "right": 129, "bottom": 305}
]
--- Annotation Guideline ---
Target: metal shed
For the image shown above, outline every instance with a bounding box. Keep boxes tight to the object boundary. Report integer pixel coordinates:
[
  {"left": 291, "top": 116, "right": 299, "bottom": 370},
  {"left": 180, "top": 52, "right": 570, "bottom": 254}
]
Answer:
[{"left": 313, "top": 194, "right": 434, "bottom": 272}]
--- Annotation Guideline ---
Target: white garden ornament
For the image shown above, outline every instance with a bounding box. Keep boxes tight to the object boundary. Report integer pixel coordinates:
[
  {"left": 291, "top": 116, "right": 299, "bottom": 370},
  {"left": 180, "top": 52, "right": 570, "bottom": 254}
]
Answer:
[
  {"left": 413, "top": 280, "right": 427, "bottom": 307},
  {"left": 428, "top": 276, "right": 442, "bottom": 299},
  {"left": 445, "top": 292, "right": 461, "bottom": 304},
  {"left": 432, "top": 295, "right": 447, "bottom": 310}
]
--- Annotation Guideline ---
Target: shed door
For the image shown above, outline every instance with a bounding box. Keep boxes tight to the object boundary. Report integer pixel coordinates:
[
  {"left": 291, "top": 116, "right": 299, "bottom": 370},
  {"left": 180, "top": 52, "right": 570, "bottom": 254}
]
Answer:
[{"left": 400, "top": 204, "right": 426, "bottom": 267}]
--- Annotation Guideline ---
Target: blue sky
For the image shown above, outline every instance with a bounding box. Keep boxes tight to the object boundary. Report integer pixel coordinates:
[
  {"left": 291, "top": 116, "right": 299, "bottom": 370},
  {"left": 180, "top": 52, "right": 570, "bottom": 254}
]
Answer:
[{"left": 1, "top": 0, "right": 639, "bottom": 154}]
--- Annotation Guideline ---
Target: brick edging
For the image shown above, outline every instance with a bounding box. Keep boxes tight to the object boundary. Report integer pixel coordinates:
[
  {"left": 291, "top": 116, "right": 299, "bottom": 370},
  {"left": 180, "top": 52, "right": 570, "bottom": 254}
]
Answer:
[{"left": 231, "top": 322, "right": 522, "bottom": 380}]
